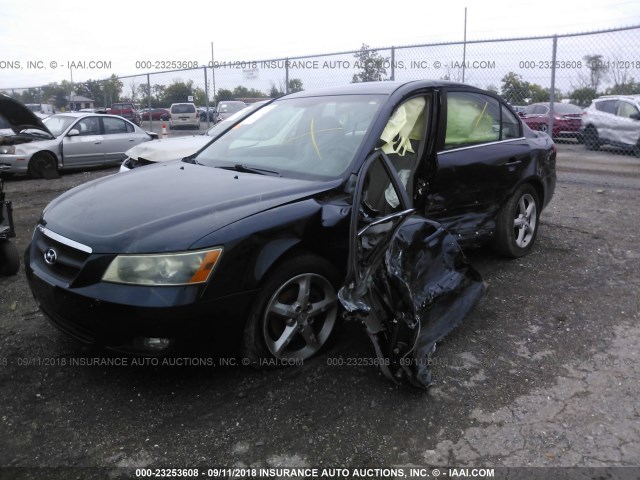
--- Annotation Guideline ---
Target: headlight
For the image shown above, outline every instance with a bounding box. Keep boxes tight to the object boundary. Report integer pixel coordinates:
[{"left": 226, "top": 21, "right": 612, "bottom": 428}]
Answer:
[
  {"left": 0, "top": 145, "right": 16, "bottom": 155},
  {"left": 102, "top": 248, "right": 223, "bottom": 286}
]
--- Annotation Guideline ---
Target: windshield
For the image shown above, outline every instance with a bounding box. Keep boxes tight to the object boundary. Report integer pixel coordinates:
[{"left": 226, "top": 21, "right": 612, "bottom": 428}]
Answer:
[
  {"left": 196, "top": 95, "right": 383, "bottom": 179},
  {"left": 43, "top": 115, "right": 76, "bottom": 136},
  {"left": 205, "top": 104, "right": 265, "bottom": 137}
]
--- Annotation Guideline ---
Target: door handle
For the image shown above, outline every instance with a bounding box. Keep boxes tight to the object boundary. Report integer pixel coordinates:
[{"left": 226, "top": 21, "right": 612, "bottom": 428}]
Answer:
[
  {"left": 94, "top": 141, "right": 101, "bottom": 144},
  {"left": 128, "top": 139, "right": 135, "bottom": 142},
  {"left": 505, "top": 157, "right": 522, "bottom": 166}
]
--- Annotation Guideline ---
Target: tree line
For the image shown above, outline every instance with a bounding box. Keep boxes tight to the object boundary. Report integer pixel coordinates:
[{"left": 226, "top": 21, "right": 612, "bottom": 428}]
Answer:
[
  {"left": 5, "top": 47, "right": 639, "bottom": 109},
  {"left": 2, "top": 76, "right": 304, "bottom": 109}
]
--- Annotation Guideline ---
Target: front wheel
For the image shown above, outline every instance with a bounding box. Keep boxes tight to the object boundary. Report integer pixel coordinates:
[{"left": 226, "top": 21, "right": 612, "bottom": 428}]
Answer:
[
  {"left": 492, "top": 184, "right": 540, "bottom": 258},
  {"left": 242, "top": 253, "right": 341, "bottom": 364},
  {"left": 584, "top": 126, "right": 600, "bottom": 151},
  {"left": 28, "top": 153, "right": 59, "bottom": 179}
]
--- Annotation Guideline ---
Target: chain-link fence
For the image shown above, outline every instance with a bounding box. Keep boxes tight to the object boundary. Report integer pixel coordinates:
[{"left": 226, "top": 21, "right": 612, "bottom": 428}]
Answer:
[{"left": 4, "top": 25, "right": 640, "bottom": 151}]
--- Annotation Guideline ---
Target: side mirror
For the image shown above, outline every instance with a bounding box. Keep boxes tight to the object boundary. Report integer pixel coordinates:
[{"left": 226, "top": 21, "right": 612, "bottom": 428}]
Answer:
[
  {"left": 630, "top": 113, "right": 640, "bottom": 121},
  {"left": 67, "top": 129, "right": 80, "bottom": 137}
]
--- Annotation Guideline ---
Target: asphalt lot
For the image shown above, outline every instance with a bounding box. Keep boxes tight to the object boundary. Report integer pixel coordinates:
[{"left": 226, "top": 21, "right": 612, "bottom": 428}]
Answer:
[{"left": 0, "top": 142, "right": 639, "bottom": 477}]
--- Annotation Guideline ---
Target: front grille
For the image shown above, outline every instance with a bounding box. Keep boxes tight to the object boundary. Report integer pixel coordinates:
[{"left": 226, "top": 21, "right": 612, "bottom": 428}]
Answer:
[
  {"left": 32, "top": 227, "right": 91, "bottom": 285},
  {"left": 42, "top": 303, "right": 96, "bottom": 344}
]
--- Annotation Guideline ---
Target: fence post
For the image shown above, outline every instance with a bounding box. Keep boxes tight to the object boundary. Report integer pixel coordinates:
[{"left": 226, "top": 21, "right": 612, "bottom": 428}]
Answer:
[
  {"left": 548, "top": 35, "right": 558, "bottom": 135},
  {"left": 391, "top": 47, "right": 395, "bottom": 81},
  {"left": 285, "top": 58, "right": 289, "bottom": 94},
  {"left": 462, "top": 7, "right": 467, "bottom": 83},
  {"left": 147, "top": 74, "right": 152, "bottom": 131},
  {"left": 204, "top": 67, "right": 210, "bottom": 128}
]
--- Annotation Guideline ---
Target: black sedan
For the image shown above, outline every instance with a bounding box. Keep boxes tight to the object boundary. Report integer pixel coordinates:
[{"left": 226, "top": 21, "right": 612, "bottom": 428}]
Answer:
[{"left": 25, "top": 80, "right": 555, "bottom": 379}]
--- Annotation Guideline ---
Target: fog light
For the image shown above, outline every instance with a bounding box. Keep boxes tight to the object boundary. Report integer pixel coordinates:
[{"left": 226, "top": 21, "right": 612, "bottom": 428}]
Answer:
[{"left": 139, "top": 337, "right": 172, "bottom": 351}]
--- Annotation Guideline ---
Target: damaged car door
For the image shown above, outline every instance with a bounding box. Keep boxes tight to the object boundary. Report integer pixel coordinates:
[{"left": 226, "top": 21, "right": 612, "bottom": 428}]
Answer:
[{"left": 339, "top": 148, "right": 485, "bottom": 389}]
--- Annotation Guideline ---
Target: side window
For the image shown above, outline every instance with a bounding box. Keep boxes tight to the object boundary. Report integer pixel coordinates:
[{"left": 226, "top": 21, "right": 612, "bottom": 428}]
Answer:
[
  {"left": 378, "top": 96, "right": 429, "bottom": 203},
  {"left": 617, "top": 101, "right": 639, "bottom": 119},
  {"left": 126, "top": 122, "right": 134, "bottom": 133},
  {"left": 102, "top": 117, "right": 128, "bottom": 134},
  {"left": 444, "top": 92, "right": 500, "bottom": 149},
  {"left": 597, "top": 100, "right": 618, "bottom": 114},
  {"left": 75, "top": 117, "right": 101, "bottom": 136},
  {"left": 501, "top": 106, "right": 521, "bottom": 139}
]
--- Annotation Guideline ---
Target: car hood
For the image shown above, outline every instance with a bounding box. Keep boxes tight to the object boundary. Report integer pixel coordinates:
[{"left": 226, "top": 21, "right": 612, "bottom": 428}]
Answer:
[
  {"left": 42, "top": 162, "right": 341, "bottom": 253},
  {"left": 0, "top": 94, "right": 52, "bottom": 136},
  {"left": 125, "top": 135, "right": 211, "bottom": 163}
]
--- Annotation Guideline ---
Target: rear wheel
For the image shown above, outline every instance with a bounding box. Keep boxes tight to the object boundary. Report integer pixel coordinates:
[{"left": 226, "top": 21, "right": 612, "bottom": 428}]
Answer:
[
  {"left": 492, "top": 184, "right": 540, "bottom": 258},
  {"left": 584, "top": 126, "right": 600, "bottom": 151},
  {"left": 242, "top": 253, "right": 341, "bottom": 364},
  {"left": 27, "top": 153, "right": 59, "bottom": 179},
  {"left": 0, "top": 240, "right": 19, "bottom": 276},
  {"left": 539, "top": 123, "right": 548, "bottom": 133}
]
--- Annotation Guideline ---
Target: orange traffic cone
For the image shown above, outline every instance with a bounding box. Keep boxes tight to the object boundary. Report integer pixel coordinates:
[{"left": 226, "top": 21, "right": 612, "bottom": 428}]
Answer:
[{"left": 161, "top": 124, "right": 168, "bottom": 138}]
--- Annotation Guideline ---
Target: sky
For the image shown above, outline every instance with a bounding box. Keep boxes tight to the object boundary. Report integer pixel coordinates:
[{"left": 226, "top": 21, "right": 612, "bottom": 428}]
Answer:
[{"left": 1, "top": 0, "right": 639, "bottom": 91}]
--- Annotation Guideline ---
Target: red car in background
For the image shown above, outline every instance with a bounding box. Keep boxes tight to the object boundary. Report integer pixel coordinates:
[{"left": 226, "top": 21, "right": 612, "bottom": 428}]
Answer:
[
  {"left": 521, "top": 102, "right": 583, "bottom": 140},
  {"left": 141, "top": 108, "right": 170, "bottom": 121}
]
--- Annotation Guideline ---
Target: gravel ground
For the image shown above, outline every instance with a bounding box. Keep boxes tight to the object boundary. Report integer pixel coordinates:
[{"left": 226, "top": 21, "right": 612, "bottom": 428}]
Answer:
[{"left": 0, "top": 143, "right": 638, "bottom": 479}]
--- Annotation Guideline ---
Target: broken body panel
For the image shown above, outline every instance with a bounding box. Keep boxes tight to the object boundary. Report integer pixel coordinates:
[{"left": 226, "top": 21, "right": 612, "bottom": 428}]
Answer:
[{"left": 339, "top": 152, "right": 485, "bottom": 389}]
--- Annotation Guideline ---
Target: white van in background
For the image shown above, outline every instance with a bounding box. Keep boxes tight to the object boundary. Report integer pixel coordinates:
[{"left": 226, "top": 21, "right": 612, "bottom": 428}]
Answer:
[{"left": 169, "top": 103, "right": 200, "bottom": 130}]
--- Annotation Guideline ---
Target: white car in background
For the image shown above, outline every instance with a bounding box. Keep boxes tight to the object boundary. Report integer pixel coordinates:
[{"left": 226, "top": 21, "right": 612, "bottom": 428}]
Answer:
[
  {"left": 581, "top": 94, "right": 640, "bottom": 153},
  {"left": 120, "top": 101, "right": 269, "bottom": 171}
]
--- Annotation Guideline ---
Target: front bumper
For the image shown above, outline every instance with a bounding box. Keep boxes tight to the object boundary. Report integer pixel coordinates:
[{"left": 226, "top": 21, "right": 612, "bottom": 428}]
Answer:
[
  {"left": 0, "top": 153, "right": 34, "bottom": 174},
  {"left": 25, "top": 236, "right": 255, "bottom": 352}
]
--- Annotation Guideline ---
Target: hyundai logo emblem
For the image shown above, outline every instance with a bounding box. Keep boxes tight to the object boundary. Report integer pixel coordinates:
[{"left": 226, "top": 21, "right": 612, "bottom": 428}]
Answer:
[{"left": 44, "top": 248, "right": 58, "bottom": 265}]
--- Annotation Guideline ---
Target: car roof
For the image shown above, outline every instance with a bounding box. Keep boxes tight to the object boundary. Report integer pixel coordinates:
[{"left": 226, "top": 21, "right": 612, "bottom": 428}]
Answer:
[
  {"left": 51, "top": 113, "right": 135, "bottom": 121},
  {"left": 596, "top": 94, "right": 640, "bottom": 101},
  {"left": 284, "top": 79, "right": 470, "bottom": 99}
]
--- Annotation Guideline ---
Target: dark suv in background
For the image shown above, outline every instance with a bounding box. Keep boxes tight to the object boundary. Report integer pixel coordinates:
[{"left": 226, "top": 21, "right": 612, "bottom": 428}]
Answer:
[{"left": 109, "top": 102, "right": 141, "bottom": 126}]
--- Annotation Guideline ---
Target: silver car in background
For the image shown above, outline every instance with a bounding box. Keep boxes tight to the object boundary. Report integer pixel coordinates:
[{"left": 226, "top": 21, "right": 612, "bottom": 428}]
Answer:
[{"left": 0, "top": 94, "right": 156, "bottom": 178}]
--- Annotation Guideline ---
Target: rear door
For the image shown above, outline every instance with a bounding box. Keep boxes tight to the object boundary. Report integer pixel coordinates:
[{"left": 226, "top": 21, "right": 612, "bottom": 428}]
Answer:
[
  {"left": 61, "top": 116, "right": 104, "bottom": 168},
  {"left": 100, "top": 117, "right": 141, "bottom": 163},
  {"left": 426, "top": 89, "right": 530, "bottom": 241}
]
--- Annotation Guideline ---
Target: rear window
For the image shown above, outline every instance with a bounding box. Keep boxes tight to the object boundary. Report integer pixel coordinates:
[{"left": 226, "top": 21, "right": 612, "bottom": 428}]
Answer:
[
  {"left": 554, "top": 103, "right": 582, "bottom": 114},
  {"left": 171, "top": 104, "right": 196, "bottom": 114},
  {"left": 112, "top": 103, "right": 134, "bottom": 111}
]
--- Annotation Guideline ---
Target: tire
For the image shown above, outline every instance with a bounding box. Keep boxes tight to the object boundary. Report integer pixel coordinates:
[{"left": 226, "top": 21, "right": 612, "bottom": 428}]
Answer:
[
  {"left": 0, "top": 240, "right": 19, "bottom": 276},
  {"left": 492, "top": 184, "right": 540, "bottom": 258},
  {"left": 242, "top": 253, "right": 341, "bottom": 365},
  {"left": 584, "top": 126, "right": 600, "bottom": 151},
  {"left": 539, "top": 123, "right": 548, "bottom": 133},
  {"left": 28, "top": 153, "right": 59, "bottom": 179}
]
